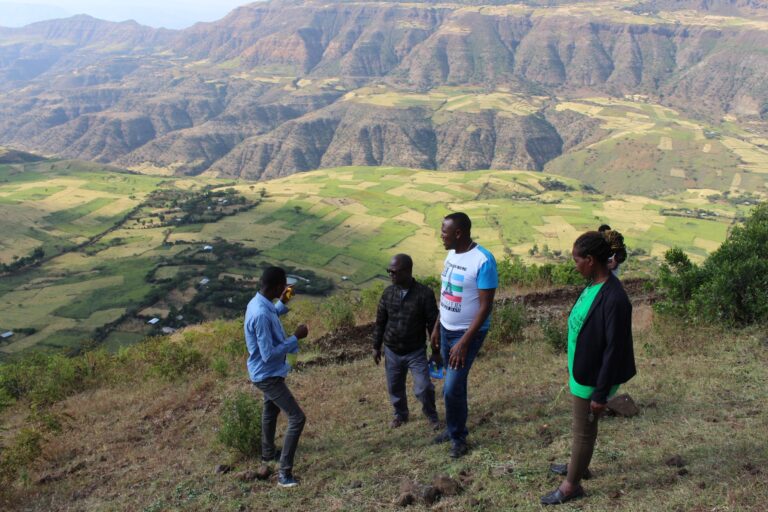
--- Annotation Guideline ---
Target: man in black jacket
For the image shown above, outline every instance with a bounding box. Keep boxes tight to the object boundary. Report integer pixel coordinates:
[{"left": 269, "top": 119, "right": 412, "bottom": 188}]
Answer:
[{"left": 373, "top": 253, "right": 440, "bottom": 429}]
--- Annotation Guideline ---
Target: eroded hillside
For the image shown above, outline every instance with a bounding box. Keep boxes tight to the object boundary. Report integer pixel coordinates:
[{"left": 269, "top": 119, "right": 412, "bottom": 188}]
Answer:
[{"left": 0, "top": 0, "right": 767, "bottom": 191}]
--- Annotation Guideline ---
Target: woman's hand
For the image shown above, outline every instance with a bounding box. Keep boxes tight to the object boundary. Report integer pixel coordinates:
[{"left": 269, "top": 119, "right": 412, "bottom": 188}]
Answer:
[{"left": 590, "top": 400, "right": 607, "bottom": 418}]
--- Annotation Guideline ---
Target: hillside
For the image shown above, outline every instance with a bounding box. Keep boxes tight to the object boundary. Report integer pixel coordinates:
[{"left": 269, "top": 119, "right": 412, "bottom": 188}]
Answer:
[
  {"left": 0, "top": 0, "right": 766, "bottom": 190},
  {"left": 1, "top": 286, "right": 766, "bottom": 511}
]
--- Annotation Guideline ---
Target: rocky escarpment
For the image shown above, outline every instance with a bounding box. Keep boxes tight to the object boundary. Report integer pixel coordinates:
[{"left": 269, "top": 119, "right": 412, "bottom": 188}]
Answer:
[
  {"left": 211, "top": 103, "right": 567, "bottom": 179},
  {"left": 0, "top": 0, "right": 766, "bottom": 179}
]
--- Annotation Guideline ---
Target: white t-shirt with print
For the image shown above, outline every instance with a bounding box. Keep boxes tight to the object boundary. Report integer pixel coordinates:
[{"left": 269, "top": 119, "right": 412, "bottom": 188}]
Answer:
[{"left": 439, "top": 245, "right": 498, "bottom": 331}]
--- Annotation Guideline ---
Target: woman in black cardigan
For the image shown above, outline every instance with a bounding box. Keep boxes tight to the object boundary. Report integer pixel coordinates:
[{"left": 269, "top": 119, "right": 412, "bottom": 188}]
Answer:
[{"left": 541, "top": 230, "right": 636, "bottom": 506}]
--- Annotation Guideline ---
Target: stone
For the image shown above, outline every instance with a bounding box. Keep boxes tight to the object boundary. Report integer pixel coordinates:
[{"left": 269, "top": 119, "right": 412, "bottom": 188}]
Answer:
[
  {"left": 421, "top": 485, "right": 441, "bottom": 505},
  {"left": 606, "top": 393, "right": 640, "bottom": 417},
  {"left": 255, "top": 464, "right": 272, "bottom": 480},
  {"left": 395, "top": 493, "right": 415, "bottom": 507},
  {"left": 236, "top": 470, "right": 258, "bottom": 482},
  {"left": 399, "top": 478, "right": 418, "bottom": 495},
  {"left": 664, "top": 455, "right": 686, "bottom": 468},
  {"left": 432, "top": 474, "right": 461, "bottom": 496},
  {"left": 214, "top": 464, "right": 232, "bottom": 474}
]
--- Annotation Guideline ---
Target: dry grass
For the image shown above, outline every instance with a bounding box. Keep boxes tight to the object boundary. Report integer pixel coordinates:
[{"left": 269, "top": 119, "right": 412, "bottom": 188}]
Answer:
[{"left": 2, "top": 311, "right": 766, "bottom": 511}]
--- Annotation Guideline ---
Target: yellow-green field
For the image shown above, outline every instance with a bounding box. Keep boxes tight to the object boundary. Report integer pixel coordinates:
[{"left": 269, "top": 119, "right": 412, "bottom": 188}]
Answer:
[
  {"left": 548, "top": 97, "right": 768, "bottom": 195},
  {"left": 0, "top": 161, "right": 756, "bottom": 358},
  {"left": 343, "top": 85, "right": 546, "bottom": 116}
]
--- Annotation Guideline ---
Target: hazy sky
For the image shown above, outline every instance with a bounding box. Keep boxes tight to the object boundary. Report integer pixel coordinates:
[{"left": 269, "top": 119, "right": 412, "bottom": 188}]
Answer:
[{"left": 0, "top": 1, "right": 258, "bottom": 29}]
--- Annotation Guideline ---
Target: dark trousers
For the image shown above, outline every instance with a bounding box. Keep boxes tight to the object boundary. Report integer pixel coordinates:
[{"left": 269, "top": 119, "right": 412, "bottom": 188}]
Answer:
[
  {"left": 440, "top": 326, "right": 487, "bottom": 444},
  {"left": 384, "top": 346, "right": 438, "bottom": 423},
  {"left": 567, "top": 395, "right": 598, "bottom": 485},
  {"left": 254, "top": 376, "right": 306, "bottom": 473}
]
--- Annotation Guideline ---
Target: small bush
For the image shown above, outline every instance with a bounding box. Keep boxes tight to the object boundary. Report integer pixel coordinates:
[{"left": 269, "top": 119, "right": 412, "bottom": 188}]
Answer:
[
  {"left": 498, "top": 256, "right": 585, "bottom": 288},
  {"left": 487, "top": 301, "right": 527, "bottom": 345},
  {"left": 358, "top": 281, "right": 386, "bottom": 322},
  {"left": 0, "top": 428, "right": 43, "bottom": 485},
  {"left": 211, "top": 356, "right": 230, "bottom": 378},
  {"left": 218, "top": 391, "right": 262, "bottom": 458},
  {"left": 321, "top": 293, "right": 355, "bottom": 331},
  {"left": 148, "top": 339, "right": 206, "bottom": 381},
  {"left": 541, "top": 318, "right": 568, "bottom": 353}
]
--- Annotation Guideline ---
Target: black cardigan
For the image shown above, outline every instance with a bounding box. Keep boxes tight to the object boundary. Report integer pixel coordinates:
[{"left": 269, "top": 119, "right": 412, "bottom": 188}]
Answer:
[{"left": 572, "top": 274, "right": 637, "bottom": 404}]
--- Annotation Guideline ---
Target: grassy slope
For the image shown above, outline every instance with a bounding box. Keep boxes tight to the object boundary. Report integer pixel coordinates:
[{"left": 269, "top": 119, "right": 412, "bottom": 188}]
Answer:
[{"left": 4, "top": 311, "right": 767, "bottom": 511}]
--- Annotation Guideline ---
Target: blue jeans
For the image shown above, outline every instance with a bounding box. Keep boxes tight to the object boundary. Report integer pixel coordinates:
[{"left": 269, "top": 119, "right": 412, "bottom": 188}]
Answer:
[{"left": 440, "top": 326, "right": 487, "bottom": 444}]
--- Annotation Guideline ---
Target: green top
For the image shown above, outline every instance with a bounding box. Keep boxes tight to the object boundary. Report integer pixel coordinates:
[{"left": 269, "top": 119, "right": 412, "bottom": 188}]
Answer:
[{"left": 567, "top": 282, "right": 619, "bottom": 400}]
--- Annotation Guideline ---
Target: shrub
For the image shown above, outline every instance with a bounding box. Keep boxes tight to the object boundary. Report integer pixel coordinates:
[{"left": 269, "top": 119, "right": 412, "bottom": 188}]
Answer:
[
  {"left": 487, "top": 301, "right": 527, "bottom": 345},
  {"left": 211, "top": 357, "right": 230, "bottom": 378},
  {"left": 656, "top": 202, "right": 768, "bottom": 325},
  {"left": 0, "top": 428, "right": 43, "bottom": 485},
  {"left": 541, "top": 318, "right": 568, "bottom": 353},
  {"left": 148, "top": 339, "right": 206, "bottom": 381},
  {"left": 358, "top": 281, "right": 387, "bottom": 322},
  {"left": 321, "top": 293, "right": 355, "bottom": 331},
  {"left": 417, "top": 274, "right": 442, "bottom": 296},
  {"left": 498, "top": 256, "right": 585, "bottom": 288},
  {"left": 218, "top": 391, "right": 262, "bottom": 458}
]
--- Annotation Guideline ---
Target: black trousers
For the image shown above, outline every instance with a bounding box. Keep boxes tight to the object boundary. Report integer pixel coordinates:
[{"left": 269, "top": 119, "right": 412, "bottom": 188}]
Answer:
[{"left": 254, "top": 376, "right": 306, "bottom": 473}]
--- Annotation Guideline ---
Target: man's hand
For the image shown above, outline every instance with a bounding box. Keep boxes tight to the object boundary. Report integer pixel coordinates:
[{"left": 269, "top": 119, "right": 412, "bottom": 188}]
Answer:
[
  {"left": 430, "top": 327, "right": 440, "bottom": 352},
  {"left": 448, "top": 340, "right": 468, "bottom": 370},
  {"left": 430, "top": 348, "right": 443, "bottom": 368},
  {"left": 293, "top": 323, "right": 308, "bottom": 340},
  {"left": 280, "top": 285, "right": 295, "bottom": 304},
  {"left": 372, "top": 348, "right": 381, "bottom": 365}
]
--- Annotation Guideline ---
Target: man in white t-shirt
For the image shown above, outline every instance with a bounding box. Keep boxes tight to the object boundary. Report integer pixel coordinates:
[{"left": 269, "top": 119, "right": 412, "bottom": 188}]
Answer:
[{"left": 430, "top": 212, "right": 498, "bottom": 458}]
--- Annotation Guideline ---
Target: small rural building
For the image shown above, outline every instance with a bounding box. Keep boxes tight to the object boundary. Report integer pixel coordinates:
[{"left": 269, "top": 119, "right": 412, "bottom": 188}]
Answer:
[
  {"left": 199, "top": 277, "right": 210, "bottom": 286},
  {"left": 1, "top": 331, "right": 13, "bottom": 339},
  {"left": 161, "top": 327, "right": 176, "bottom": 335},
  {"left": 147, "top": 318, "right": 160, "bottom": 325},
  {"left": 202, "top": 245, "right": 213, "bottom": 252}
]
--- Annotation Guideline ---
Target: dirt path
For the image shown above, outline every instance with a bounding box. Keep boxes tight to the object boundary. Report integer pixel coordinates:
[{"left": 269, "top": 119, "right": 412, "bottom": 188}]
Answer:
[{"left": 298, "top": 279, "right": 656, "bottom": 368}]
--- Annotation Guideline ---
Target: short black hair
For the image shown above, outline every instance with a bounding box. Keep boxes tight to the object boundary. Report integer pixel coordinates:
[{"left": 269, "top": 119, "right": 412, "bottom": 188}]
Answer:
[
  {"left": 598, "top": 224, "right": 612, "bottom": 233},
  {"left": 260, "top": 266, "right": 286, "bottom": 289},
  {"left": 392, "top": 253, "right": 413, "bottom": 271},
  {"left": 444, "top": 212, "right": 471, "bottom": 234}
]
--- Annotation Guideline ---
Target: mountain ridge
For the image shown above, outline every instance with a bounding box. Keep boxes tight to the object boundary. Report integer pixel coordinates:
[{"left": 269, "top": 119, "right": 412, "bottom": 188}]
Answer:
[{"left": 0, "top": 0, "right": 766, "bottom": 186}]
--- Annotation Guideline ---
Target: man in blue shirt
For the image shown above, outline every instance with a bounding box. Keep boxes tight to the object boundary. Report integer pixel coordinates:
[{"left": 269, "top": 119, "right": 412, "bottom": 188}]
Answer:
[{"left": 244, "top": 266, "right": 308, "bottom": 488}]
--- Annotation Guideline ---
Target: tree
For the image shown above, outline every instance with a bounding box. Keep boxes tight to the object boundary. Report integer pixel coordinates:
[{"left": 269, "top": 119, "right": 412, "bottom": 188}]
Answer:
[{"left": 656, "top": 202, "right": 768, "bottom": 325}]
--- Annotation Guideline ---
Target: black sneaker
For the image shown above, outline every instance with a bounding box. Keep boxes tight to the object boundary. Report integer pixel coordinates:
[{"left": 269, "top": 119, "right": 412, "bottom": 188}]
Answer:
[
  {"left": 277, "top": 471, "right": 299, "bottom": 488},
  {"left": 432, "top": 431, "right": 451, "bottom": 444},
  {"left": 450, "top": 442, "right": 468, "bottom": 459}
]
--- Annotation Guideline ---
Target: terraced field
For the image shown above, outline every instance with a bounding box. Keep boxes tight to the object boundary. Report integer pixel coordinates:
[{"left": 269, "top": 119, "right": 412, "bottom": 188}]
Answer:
[
  {"left": 0, "top": 161, "right": 755, "bottom": 358},
  {"left": 547, "top": 97, "right": 768, "bottom": 195}
]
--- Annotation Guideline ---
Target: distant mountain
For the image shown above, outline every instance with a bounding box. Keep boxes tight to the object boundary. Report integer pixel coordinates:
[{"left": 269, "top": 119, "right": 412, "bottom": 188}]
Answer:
[{"left": 0, "top": 0, "right": 766, "bottom": 189}]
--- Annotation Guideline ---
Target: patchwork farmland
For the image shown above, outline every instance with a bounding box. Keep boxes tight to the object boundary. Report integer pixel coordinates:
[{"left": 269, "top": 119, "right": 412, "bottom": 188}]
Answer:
[{"left": 0, "top": 159, "right": 756, "bottom": 358}]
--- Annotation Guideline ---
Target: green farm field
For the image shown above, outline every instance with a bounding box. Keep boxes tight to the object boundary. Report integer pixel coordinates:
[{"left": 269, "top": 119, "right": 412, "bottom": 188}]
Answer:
[
  {"left": 547, "top": 97, "right": 768, "bottom": 195},
  {"left": 0, "top": 161, "right": 756, "bottom": 359}
]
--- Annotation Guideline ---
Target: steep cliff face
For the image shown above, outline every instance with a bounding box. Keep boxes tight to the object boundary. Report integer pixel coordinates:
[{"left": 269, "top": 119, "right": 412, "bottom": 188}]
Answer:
[
  {"left": 211, "top": 103, "right": 567, "bottom": 178},
  {"left": 0, "top": 0, "right": 765, "bottom": 180}
]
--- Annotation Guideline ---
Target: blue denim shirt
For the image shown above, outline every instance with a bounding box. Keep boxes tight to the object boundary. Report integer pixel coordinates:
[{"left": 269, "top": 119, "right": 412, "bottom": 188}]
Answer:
[{"left": 244, "top": 293, "right": 298, "bottom": 383}]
